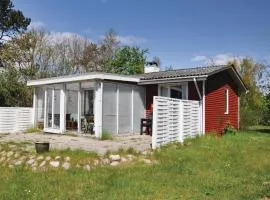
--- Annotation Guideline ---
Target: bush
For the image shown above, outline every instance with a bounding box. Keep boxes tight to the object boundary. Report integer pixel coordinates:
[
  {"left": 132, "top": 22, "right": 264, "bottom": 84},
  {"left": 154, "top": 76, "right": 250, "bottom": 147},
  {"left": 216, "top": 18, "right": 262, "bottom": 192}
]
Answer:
[
  {"left": 222, "top": 122, "right": 237, "bottom": 135},
  {"left": 101, "top": 130, "right": 113, "bottom": 140}
]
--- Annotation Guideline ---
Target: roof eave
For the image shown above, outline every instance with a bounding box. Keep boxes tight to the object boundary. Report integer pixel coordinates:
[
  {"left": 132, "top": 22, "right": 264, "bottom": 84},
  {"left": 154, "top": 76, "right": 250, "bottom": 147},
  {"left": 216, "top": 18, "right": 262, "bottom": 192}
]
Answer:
[{"left": 27, "top": 74, "right": 140, "bottom": 86}]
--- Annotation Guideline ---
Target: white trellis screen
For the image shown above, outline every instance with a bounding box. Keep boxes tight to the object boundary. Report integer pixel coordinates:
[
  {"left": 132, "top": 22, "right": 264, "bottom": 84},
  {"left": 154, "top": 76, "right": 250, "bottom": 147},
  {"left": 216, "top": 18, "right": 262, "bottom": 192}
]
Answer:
[
  {"left": 152, "top": 96, "right": 201, "bottom": 149},
  {"left": 0, "top": 107, "right": 33, "bottom": 133}
]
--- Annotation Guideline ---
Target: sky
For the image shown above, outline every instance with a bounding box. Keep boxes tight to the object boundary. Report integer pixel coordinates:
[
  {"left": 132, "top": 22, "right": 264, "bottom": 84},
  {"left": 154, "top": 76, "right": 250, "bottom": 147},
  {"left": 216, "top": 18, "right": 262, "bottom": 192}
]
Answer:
[{"left": 13, "top": 0, "right": 270, "bottom": 69}]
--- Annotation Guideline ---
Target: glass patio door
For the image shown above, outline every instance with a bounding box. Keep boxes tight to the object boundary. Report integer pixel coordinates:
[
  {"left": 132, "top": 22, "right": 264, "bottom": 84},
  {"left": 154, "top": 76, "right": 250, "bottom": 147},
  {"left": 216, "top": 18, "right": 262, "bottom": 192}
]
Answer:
[{"left": 45, "top": 88, "right": 61, "bottom": 131}]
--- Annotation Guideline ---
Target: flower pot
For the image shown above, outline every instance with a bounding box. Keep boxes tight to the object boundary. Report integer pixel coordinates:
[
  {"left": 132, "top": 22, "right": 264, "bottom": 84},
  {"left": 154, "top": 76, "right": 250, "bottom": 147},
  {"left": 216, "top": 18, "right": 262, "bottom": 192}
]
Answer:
[{"left": 35, "top": 142, "right": 50, "bottom": 153}]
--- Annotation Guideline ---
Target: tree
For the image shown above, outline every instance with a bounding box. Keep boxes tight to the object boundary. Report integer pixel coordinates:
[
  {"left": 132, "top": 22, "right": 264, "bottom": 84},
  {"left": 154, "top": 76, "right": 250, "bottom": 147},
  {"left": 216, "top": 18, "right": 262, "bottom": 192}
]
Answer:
[
  {"left": 81, "top": 43, "right": 102, "bottom": 72},
  {"left": 153, "top": 56, "right": 161, "bottom": 67},
  {"left": 229, "top": 58, "right": 265, "bottom": 129},
  {"left": 52, "top": 33, "right": 88, "bottom": 75},
  {"left": 0, "top": 29, "right": 54, "bottom": 78},
  {"left": 0, "top": 67, "right": 32, "bottom": 106},
  {"left": 262, "top": 93, "right": 270, "bottom": 125},
  {"left": 0, "top": 0, "right": 30, "bottom": 44},
  {"left": 108, "top": 46, "right": 148, "bottom": 75},
  {"left": 165, "top": 66, "right": 174, "bottom": 71}
]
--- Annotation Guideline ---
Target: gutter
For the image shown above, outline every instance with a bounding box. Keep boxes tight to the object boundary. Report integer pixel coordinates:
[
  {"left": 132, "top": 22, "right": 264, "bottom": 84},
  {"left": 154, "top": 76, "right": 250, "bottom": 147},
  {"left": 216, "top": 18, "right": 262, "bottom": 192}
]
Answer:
[{"left": 138, "top": 75, "right": 208, "bottom": 85}]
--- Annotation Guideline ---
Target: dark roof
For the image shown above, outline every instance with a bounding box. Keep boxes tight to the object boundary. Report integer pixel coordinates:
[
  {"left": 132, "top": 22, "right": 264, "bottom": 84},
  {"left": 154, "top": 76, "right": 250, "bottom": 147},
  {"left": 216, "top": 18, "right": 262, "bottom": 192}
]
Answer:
[{"left": 140, "top": 65, "right": 229, "bottom": 80}]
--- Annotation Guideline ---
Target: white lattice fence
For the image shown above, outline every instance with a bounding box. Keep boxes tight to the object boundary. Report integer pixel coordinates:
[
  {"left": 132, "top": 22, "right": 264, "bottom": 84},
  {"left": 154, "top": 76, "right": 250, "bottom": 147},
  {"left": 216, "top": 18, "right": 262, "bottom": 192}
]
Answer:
[
  {"left": 0, "top": 107, "right": 33, "bottom": 133},
  {"left": 152, "top": 96, "right": 201, "bottom": 149}
]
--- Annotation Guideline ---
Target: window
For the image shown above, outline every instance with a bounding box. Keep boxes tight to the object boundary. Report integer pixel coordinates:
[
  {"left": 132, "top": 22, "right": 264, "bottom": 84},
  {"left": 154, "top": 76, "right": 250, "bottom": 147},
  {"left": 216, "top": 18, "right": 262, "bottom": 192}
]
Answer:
[
  {"left": 170, "top": 86, "right": 182, "bottom": 99},
  {"left": 160, "top": 86, "right": 169, "bottom": 97},
  {"left": 159, "top": 84, "right": 187, "bottom": 100},
  {"left": 224, "top": 89, "right": 229, "bottom": 114}
]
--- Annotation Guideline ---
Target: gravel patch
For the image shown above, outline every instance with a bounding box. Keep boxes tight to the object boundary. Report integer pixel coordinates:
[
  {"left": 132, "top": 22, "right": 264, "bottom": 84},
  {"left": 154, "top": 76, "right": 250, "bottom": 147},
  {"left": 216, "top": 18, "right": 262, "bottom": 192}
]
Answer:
[{"left": 0, "top": 132, "right": 152, "bottom": 155}]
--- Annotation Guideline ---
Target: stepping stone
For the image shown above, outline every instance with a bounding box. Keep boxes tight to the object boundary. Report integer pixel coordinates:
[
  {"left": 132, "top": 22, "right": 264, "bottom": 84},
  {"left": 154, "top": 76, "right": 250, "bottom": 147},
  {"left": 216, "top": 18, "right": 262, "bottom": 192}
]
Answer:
[
  {"left": 0, "top": 157, "right": 6, "bottom": 162},
  {"left": 142, "top": 151, "right": 149, "bottom": 156},
  {"left": 8, "top": 145, "right": 16, "bottom": 149},
  {"left": 64, "top": 156, "right": 71, "bottom": 162},
  {"left": 45, "top": 156, "right": 51, "bottom": 161},
  {"left": 0, "top": 151, "right": 6, "bottom": 156},
  {"left": 14, "top": 160, "right": 23, "bottom": 166},
  {"left": 19, "top": 156, "right": 27, "bottom": 161},
  {"left": 93, "top": 159, "right": 99, "bottom": 166},
  {"left": 110, "top": 161, "right": 119, "bottom": 166},
  {"left": 50, "top": 161, "right": 60, "bottom": 168},
  {"left": 83, "top": 165, "right": 91, "bottom": 171},
  {"left": 127, "top": 154, "right": 135, "bottom": 160},
  {"left": 39, "top": 161, "right": 46, "bottom": 167},
  {"left": 143, "top": 159, "right": 152, "bottom": 164},
  {"left": 121, "top": 157, "right": 128, "bottom": 162},
  {"left": 62, "top": 162, "right": 70, "bottom": 170},
  {"left": 26, "top": 159, "right": 35, "bottom": 165},
  {"left": 7, "top": 151, "right": 14, "bottom": 158},
  {"left": 55, "top": 156, "right": 61, "bottom": 160},
  {"left": 101, "top": 158, "right": 110, "bottom": 165},
  {"left": 31, "top": 162, "right": 38, "bottom": 167},
  {"left": 109, "top": 155, "right": 121, "bottom": 161},
  {"left": 14, "top": 153, "right": 20, "bottom": 158},
  {"left": 37, "top": 156, "right": 44, "bottom": 161}
]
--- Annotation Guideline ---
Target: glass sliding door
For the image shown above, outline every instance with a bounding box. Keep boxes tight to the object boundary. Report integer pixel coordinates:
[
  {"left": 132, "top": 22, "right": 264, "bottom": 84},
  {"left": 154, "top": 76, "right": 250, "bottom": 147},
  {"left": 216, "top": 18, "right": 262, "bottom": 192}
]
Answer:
[
  {"left": 46, "top": 89, "right": 52, "bottom": 128},
  {"left": 45, "top": 87, "right": 61, "bottom": 132},
  {"left": 53, "top": 89, "right": 60, "bottom": 129}
]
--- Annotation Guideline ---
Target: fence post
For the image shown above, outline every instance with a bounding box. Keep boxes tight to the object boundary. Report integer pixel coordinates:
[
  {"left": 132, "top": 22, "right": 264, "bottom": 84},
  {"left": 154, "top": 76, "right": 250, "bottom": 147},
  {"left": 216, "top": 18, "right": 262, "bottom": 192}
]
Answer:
[
  {"left": 152, "top": 96, "right": 158, "bottom": 149},
  {"left": 178, "top": 100, "right": 183, "bottom": 143}
]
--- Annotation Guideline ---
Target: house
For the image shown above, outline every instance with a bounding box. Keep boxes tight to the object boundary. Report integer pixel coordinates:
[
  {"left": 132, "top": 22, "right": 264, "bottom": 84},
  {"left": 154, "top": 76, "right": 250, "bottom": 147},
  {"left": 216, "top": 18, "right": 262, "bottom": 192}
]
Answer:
[{"left": 27, "top": 64, "right": 247, "bottom": 138}]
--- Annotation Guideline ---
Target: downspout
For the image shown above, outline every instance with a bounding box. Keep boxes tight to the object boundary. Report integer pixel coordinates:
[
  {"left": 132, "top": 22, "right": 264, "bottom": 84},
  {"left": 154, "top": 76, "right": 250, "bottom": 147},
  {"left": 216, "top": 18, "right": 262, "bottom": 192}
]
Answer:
[
  {"left": 193, "top": 78, "right": 205, "bottom": 134},
  {"left": 193, "top": 78, "right": 202, "bottom": 100}
]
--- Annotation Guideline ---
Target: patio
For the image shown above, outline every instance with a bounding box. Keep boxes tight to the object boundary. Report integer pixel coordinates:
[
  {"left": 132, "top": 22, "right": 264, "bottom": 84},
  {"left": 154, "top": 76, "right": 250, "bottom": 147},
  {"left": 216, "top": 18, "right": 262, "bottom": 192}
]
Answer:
[{"left": 0, "top": 132, "right": 152, "bottom": 155}]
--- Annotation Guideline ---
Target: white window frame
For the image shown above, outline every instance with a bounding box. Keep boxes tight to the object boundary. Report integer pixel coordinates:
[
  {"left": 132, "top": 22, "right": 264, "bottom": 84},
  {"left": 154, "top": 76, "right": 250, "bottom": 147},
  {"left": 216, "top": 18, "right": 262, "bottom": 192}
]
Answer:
[
  {"left": 224, "top": 89, "right": 229, "bottom": 114},
  {"left": 158, "top": 82, "right": 188, "bottom": 100}
]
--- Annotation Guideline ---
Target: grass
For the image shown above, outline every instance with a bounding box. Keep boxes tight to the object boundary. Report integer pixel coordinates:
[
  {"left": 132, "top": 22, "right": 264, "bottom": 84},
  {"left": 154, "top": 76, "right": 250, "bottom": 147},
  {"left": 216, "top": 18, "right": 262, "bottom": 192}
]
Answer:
[
  {"left": 25, "top": 126, "right": 41, "bottom": 133},
  {"left": 101, "top": 130, "right": 114, "bottom": 140},
  {"left": 0, "top": 130, "right": 270, "bottom": 199}
]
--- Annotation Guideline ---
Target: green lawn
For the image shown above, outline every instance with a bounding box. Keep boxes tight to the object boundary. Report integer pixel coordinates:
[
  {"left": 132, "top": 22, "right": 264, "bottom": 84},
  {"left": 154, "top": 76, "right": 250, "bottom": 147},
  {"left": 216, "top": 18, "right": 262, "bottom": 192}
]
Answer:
[{"left": 0, "top": 131, "right": 270, "bottom": 200}]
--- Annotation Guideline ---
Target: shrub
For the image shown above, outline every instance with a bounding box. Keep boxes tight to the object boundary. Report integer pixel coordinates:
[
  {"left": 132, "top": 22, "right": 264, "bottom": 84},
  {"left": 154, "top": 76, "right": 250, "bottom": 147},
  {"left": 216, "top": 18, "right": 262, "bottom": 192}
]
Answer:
[
  {"left": 222, "top": 122, "right": 237, "bottom": 135},
  {"left": 101, "top": 130, "right": 113, "bottom": 140}
]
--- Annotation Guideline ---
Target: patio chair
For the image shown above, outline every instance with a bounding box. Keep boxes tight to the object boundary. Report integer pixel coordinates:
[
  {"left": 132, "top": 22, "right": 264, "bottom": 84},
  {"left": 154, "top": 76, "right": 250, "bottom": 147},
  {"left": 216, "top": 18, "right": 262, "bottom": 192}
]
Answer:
[
  {"left": 83, "top": 115, "right": 94, "bottom": 134},
  {"left": 140, "top": 108, "right": 153, "bottom": 136}
]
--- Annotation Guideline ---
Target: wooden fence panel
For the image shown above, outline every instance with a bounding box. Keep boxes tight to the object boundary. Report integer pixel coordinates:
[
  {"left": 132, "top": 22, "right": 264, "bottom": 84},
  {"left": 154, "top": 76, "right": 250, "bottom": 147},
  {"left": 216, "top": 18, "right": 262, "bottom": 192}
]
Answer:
[
  {"left": 152, "top": 96, "right": 201, "bottom": 149},
  {"left": 0, "top": 107, "right": 33, "bottom": 133}
]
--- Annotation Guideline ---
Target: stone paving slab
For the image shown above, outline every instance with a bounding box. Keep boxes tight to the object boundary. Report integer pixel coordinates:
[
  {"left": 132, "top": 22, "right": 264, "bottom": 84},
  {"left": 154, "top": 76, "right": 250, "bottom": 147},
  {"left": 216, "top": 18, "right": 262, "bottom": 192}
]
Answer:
[{"left": 0, "top": 132, "right": 152, "bottom": 155}]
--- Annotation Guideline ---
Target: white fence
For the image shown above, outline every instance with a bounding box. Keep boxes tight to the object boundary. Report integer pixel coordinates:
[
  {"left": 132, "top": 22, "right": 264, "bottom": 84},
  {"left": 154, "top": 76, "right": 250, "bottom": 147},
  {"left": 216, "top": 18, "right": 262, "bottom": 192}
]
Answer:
[
  {"left": 0, "top": 107, "right": 33, "bottom": 133},
  {"left": 152, "top": 96, "right": 201, "bottom": 149}
]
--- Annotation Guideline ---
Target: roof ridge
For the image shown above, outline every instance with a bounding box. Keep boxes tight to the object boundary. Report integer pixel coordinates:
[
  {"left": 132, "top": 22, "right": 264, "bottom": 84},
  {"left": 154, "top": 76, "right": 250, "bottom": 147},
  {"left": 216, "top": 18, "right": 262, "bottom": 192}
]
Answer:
[
  {"left": 162, "top": 64, "right": 228, "bottom": 72},
  {"left": 141, "top": 64, "right": 229, "bottom": 75}
]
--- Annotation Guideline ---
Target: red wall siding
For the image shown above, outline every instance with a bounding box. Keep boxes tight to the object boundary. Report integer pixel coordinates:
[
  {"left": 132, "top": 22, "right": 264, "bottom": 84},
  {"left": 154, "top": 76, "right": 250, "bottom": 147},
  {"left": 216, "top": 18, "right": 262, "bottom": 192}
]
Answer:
[
  {"left": 205, "top": 71, "right": 239, "bottom": 133},
  {"left": 145, "top": 85, "right": 158, "bottom": 110}
]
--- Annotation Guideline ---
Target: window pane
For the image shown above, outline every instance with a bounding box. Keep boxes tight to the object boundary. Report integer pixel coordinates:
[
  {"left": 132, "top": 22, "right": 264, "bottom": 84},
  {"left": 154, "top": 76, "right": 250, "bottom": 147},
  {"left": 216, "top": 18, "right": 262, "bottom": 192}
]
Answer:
[
  {"left": 170, "top": 89, "right": 182, "bottom": 99},
  {"left": 160, "top": 86, "right": 168, "bottom": 97}
]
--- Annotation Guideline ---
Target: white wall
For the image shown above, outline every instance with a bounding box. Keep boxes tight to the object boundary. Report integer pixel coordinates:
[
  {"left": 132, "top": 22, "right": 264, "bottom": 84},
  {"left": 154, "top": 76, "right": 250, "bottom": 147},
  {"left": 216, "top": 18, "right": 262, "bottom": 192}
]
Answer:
[{"left": 102, "top": 82, "right": 146, "bottom": 134}]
